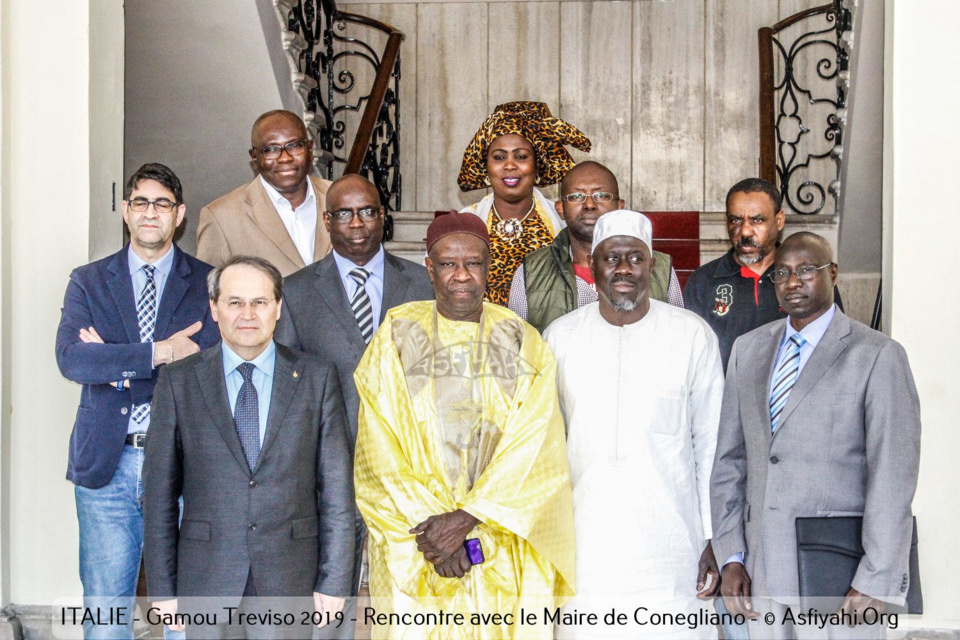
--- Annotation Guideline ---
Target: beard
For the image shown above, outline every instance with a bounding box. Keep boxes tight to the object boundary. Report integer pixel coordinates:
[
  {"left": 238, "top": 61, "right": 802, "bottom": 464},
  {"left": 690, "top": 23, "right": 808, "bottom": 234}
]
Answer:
[
  {"left": 734, "top": 238, "right": 766, "bottom": 265},
  {"left": 612, "top": 298, "right": 639, "bottom": 312}
]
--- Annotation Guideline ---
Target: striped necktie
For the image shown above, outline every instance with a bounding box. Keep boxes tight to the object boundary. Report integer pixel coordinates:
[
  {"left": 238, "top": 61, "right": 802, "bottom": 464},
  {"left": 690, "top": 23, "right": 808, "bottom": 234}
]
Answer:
[
  {"left": 350, "top": 268, "right": 374, "bottom": 343},
  {"left": 769, "top": 333, "right": 806, "bottom": 433},
  {"left": 131, "top": 265, "right": 157, "bottom": 424}
]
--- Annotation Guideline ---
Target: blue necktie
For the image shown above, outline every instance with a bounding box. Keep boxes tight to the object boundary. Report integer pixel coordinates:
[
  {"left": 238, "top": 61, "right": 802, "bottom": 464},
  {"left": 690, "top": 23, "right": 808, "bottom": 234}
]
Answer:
[
  {"left": 131, "top": 265, "right": 156, "bottom": 424},
  {"left": 234, "top": 362, "right": 260, "bottom": 471},
  {"left": 770, "top": 333, "right": 806, "bottom": 432}
]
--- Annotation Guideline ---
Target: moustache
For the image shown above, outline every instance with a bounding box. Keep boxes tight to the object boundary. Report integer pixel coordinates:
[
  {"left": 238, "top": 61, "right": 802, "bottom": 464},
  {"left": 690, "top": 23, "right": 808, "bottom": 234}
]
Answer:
[
  {"left": 736, "top": 237, "right": 760, "bottom": 249},
  {"left": 610, "top": 274, "right": 636, "bottom": 285}
]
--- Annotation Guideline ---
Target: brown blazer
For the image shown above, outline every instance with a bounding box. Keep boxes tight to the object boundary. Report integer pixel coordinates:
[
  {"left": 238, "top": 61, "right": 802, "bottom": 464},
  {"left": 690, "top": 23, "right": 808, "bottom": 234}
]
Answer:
[{"left": 197, "top": 175, "right": 332, "bottom": 276}]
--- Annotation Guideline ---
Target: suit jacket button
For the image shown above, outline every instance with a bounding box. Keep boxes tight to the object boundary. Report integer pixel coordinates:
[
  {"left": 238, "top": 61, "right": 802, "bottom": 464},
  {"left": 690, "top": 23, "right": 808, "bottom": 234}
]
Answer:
[
  {"left": 249, "top": 480, "right": 257, "bottom": 487},
  {"left": 248, "top": 523, "right": 257, "bottom": 531},
  {"left": 770, "top": 456, "right": 779, "bottom": 464},
  {"left": 121, "top": 407, "right": 128, "bottom": 415}
]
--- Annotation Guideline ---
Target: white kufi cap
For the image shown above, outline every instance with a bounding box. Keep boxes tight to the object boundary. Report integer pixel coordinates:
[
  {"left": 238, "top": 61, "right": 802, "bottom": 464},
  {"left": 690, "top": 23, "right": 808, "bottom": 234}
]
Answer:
[{"left": 591, "top": 209, "right": 653, "bottom": 255}]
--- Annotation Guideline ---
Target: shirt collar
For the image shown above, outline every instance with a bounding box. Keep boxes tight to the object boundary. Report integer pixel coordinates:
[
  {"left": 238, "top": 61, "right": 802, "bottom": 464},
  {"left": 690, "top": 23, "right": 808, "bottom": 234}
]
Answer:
[
  {"left": 785, "top": 303, "right": 837, "bottom": 348},
  {"left": 127, "top": 244, "right": 175, "bottom": 277},
  {"left": 259, "top": 174, "right": 316, "bottom": 212},
  {"left": 333, "top": 245, "right": 385, "bottom": 281},
  {"left": 221, "top": 340, "right": 277, "bottom": 378}
]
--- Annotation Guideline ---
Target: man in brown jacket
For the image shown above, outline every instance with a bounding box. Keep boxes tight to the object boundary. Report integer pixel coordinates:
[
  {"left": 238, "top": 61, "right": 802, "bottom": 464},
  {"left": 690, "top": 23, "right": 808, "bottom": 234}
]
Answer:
[{"left": 197, "top": 110, "right": 332, "bottom": 276}]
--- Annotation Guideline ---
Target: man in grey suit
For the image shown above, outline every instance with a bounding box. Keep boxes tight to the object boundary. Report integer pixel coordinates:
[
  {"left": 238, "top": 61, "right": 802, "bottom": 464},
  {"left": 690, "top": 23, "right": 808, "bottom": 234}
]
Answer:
[
  {"left": 144, "top": 256, "right": 355, "bottom": 638},
  {"left": 711, "top": 232, "right": 921, "bottom": 639},
  {"left": 275, "top": 174, "right": 433, "bottom": 620}
]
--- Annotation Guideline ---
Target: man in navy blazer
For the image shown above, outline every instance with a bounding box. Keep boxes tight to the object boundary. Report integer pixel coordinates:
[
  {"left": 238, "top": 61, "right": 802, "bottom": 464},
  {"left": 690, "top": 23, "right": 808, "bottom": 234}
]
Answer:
[{"left": 56, "top": 163, "right": 219, "bottom": 639}]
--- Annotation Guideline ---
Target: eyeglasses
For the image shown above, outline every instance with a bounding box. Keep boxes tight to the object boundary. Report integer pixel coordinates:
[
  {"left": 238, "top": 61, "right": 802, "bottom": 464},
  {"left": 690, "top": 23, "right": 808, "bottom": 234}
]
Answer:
[
  {"left": 253, "top": 139, "right": 309, "bottom": 159},
  {"left": 770, "top": 263, "right": 834, "bottom": 284},
  {"left": 562, "top": 192, "right": 616, "bottom": 204},
  {"left": 128, "top": 197, "right": 177, "bottom": 213},
  {"left": 326, "top": 207, "right": 380, "bottom": 223}
]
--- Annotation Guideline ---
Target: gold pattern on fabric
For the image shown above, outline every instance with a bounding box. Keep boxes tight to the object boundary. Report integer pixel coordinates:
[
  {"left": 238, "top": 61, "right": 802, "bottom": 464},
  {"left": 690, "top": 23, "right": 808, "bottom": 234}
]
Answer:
[
  {"left": 458, "top": 101, "right": 592, "bottom": 191},
  {"left": 354, "top": 301, "right": 575, "bottom": 639},
  {"left": 486, "top": 200, "right": 554, "bottom": 306}
]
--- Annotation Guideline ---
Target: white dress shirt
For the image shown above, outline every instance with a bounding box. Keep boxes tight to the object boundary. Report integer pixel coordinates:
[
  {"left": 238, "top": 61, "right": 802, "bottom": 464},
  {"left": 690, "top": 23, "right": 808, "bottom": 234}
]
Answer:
[{"left": 259, "top": 175, "right": 317, "bottom": 266}]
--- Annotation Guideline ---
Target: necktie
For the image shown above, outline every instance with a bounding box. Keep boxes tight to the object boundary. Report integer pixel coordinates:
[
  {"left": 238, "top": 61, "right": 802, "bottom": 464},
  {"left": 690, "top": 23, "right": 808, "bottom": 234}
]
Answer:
[
  {"left": 769, "top": 333, "right": 806, "bottom": 432},
  {"left": 234, "top": 362, "right": 261, "bottom": 471},
  {"left": 131, "top": 265, "right": 157, "bottom": 424},
  {"left": 350, "top": 268, "right": 374, "bottom": 343}
]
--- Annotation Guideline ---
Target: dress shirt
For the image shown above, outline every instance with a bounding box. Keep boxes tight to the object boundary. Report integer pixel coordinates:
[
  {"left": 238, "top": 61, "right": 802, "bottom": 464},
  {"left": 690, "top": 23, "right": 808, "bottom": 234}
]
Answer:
[
  {"left": 259, "top": 175, "right": 317, "bottom": 266},
  {"left": 333, "top": 245, "right": 385, "bottom": 333},
  {"left": 768, "top": 303, "right": 837, "bottom": 397},
  {"left": 725, "top": 304, "right": 838, "bottom": 568},
  {"left": 126, "top": 245, "right": 174, "bottom": 434},
  {"left": 222, "top": 341, "right": 276, "bottom": 444}
]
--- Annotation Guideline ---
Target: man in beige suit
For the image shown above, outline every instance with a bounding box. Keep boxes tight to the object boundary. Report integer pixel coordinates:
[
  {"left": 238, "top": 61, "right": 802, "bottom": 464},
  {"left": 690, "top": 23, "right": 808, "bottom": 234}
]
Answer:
[{"left": 198, "top": 110, "right": 332, "bottom": 276}]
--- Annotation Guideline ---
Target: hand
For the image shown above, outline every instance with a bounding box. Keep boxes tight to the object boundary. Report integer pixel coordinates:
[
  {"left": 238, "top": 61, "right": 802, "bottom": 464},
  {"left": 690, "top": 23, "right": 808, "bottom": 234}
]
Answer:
[
  {"left": 838, "top": 587, "right": 885, "bottom": 627},
  {"left": 410, "top": 509, "right": 480, "bottom": 565},
  {"left": 153, "top": 599, "right": 183, "bottom": 631},
  {"left": 696, "top": 541, "right": 721, "bottom": 598},
  {"left": 720, "top": 562, "right": 757, "bottom": 619},
  {"left": 79, "top": 326, "right": 104, "bottom": 343},
  {"left": 312, "top": 592, "right": 345, "bottom": 628},
  {"left": 434, "top": 546, "right": 472, "bottom": 579},
  {"left": 154, "top": 321, "right": 203, "bottom": 366}
]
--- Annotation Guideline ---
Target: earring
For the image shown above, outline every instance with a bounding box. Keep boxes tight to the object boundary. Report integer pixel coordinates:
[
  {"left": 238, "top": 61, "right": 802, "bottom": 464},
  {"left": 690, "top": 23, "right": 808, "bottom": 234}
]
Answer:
[
  {"left": 535, "top": 175, "right": 542, "bottom": 185},
  {"left": 483, "top": 176, "right": 491, "bottom": 187}
]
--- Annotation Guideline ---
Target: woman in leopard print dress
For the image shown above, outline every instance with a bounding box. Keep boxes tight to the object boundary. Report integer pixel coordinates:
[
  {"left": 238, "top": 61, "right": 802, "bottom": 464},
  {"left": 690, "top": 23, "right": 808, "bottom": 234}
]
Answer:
[{"left": 457, "top": 102, "right": 591, "bottom": 306}]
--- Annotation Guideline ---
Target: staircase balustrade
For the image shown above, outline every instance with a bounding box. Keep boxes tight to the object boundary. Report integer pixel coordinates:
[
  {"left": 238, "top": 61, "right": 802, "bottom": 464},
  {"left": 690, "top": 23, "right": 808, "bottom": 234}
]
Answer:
[
  {"left": 275, "top": 0, "right": 403, "bottom": 216},
  {"left": 758, "top": 0, "right": 853, "bottom": 215}
]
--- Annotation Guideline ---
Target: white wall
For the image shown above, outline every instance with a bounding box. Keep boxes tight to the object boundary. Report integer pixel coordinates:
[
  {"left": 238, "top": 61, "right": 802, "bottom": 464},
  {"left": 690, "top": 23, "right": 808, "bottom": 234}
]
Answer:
[
  {"left": 885, "top": 0, "right": 960, "bottom": 631},
  {"left": 0, "top": 0, "right": 122, "bottom": 607}
]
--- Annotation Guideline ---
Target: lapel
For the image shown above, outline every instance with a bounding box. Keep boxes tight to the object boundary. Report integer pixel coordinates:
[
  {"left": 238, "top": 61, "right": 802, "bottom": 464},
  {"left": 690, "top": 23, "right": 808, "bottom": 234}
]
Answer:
[
  {"left": 751, "top": 319, "right": 786, "bottom": 445},
  {"left": 195, "top": 344, "right": 252, "bottom": 475},
  {"left": 380, "top": 251, "right": 412, "bottom": 322},
  {"left": 105, "top": 247, "right": 141, "bottom": 344},
  {"left": 312, "top": 254, "right": 367, "bottom": 347},
  {"left": 773, "top": 311, "right": 850, "bottom": 435},
  {"left": 153, "top": 246, "right": 190, "bottom": 340},
  {"left": 245, "top": 177, "right": 305, "bottom": 269},
  {"left": 258, "top": 344, "right": 302, "bottom": 466}
]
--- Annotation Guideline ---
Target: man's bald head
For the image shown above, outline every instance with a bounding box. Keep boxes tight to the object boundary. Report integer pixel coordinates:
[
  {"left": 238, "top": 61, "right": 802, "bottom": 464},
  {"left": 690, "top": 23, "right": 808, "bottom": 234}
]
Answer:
[
  {"left": 250, "top": 110, "right": 307, "bottom": 147},
  {"left": 779, "top": 231, "right": 835, "bottom": 265},
  {"left": 326, "top": 174, "right": 381, "bottom": 212},
  {"left": 322, "top": 174, "right": 385, "bottom": 266},
  {"left": 560, "top": 161, "right": 619, "bottom": 198},
  {"left": 774, "top": 232, "right": 838, "bottom": 331}
]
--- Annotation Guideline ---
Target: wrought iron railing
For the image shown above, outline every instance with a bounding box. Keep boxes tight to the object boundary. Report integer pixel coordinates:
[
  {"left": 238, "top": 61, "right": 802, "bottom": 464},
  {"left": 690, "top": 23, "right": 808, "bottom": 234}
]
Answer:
[
  {"left": 277, "top": 0, "right": 403, "bottom": 214},
  {"left": 758, "top": 0, "right": 852, "bottom": 215}
]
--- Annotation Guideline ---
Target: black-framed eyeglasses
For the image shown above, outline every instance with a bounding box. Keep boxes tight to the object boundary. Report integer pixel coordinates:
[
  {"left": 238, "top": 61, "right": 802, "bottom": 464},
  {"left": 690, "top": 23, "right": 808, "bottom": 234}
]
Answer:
[
  {"left": 253, "top": 139, "right": 309, "bottom": 159},
  {"left": 128, "top": 197, "right": 177, "bottom": 213},
  {"left": 326, "top": 207, "right": 380, "bottom": 223},
  {"left": 562, "top": 192, "right": 616, "bottom": 204},
  {"left": 770, "top": 263, "right": 834, "bottom": 284}
]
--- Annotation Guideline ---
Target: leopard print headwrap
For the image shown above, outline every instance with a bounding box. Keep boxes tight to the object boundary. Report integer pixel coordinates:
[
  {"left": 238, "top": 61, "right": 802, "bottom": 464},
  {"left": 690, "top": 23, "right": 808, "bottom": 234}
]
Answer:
[{"left": 457, "top": 101, "right": 592, "bottom": 192}]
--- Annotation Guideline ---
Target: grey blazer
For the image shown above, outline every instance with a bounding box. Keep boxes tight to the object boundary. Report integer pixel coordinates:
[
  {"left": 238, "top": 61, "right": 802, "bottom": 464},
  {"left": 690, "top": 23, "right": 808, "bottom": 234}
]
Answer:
[
  {"left": 275, "top": 250, "right": 434, "bottom": 442},
  {"left": 143, "top": 343, "right": 355, "bottom": 603},
  {"left": 710, "top": 310, "right": 921, "bottom": 605}
]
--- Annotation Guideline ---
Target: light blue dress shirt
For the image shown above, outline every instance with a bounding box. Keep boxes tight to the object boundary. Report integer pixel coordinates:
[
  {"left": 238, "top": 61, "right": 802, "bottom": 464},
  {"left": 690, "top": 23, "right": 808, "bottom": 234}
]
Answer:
[
  {"left": 221, "top": 341, "right": 276, "bottom": 445},
  {"left": 333, "top": 245, "right": 385, "bottom": 333},
  {"left": 725, "top": 304, "right": 838, "bottom": 568},
  {"left": 126, "top": 245, "right": 174, "bottom": 434}
]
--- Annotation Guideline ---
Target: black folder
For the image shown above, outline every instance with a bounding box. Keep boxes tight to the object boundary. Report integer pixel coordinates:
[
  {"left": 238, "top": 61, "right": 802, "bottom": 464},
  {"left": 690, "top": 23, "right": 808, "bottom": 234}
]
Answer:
[{"left": 795, "top": 515, "right": 922, "bottom": 614}]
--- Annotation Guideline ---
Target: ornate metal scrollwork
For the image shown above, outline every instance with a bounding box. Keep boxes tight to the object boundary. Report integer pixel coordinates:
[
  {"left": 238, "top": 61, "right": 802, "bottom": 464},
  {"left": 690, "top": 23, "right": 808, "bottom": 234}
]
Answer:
[
  {"left": 763, "top": 0, "right": 852, "bottom": 215},
  {"left": 281, "top": 0, "right": 403, "bottom": 212}
]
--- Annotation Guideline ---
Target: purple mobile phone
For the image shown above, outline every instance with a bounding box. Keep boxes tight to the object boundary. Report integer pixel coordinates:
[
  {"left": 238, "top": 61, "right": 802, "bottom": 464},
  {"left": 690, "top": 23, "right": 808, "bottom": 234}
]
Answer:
[{"left": 463, "top": 538, "right": 484, "bottom": 565}]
